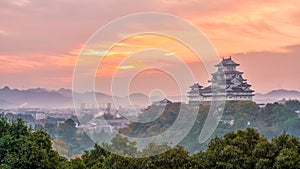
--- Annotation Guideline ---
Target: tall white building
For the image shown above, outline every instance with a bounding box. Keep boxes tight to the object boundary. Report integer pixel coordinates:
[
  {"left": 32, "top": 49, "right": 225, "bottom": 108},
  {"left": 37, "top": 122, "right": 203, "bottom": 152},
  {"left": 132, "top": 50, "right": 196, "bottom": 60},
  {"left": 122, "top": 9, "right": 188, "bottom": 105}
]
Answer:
[{"left": 188, "top": 57, "right": 255, "bottom": 106}]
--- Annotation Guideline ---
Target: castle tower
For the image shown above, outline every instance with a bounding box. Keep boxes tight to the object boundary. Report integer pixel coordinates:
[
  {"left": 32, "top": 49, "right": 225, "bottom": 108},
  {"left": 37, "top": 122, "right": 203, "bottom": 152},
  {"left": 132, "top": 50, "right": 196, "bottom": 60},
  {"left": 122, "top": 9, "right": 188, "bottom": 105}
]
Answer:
[{"left": 188, "top": 57, "right": 254, "bottom": 104}]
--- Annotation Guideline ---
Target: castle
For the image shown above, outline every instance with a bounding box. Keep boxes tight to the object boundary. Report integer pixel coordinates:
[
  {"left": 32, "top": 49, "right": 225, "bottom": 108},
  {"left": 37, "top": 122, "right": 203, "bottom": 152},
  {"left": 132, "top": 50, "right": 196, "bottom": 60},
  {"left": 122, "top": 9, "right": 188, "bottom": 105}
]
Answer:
[{"left": 188, "top": 57, "right": 254, "bottom": 106}]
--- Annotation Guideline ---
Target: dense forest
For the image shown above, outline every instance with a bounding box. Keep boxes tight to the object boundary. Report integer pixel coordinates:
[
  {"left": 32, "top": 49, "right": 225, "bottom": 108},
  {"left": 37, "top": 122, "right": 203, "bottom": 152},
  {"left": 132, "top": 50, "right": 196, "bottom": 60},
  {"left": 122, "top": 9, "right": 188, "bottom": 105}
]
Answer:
[
  {"left": 122, "top": 100, "right": 300, "bottom": 153},
  {"left": 1, "top": 100, "right": 300, "bottom": 168},
  {"left": 1, "top": 117, "right": 300, "bottom": 168},
  {"left": 45, "top": 100, "right": 300, "bottom": 157}
]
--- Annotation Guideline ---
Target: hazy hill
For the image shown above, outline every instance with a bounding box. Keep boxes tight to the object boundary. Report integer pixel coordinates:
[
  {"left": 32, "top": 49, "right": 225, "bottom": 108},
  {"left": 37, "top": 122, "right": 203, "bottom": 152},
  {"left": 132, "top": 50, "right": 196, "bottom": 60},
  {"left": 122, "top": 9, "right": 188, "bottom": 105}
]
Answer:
[
  {"left": 254, "top": 89, "right": 300, "bottom": 103},
  {"left": 55, "top": 88, "right": 73, "bottom": 97},
  {"left": 0, "top": 86, "right": 72, "bottom": 108},
  {"left": 0, "top": 98, "right": 11, "bottom": 107},
  {"left": 0, "top": 86, "right": 152, "bottom": 108}
]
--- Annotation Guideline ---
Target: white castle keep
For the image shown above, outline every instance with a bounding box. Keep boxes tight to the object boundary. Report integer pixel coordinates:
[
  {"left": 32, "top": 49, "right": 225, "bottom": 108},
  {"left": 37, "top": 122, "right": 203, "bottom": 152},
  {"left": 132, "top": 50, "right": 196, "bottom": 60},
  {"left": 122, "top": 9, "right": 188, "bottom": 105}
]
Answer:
[{"left": 188, "top": 57, "right": 255, "bottom": 106}]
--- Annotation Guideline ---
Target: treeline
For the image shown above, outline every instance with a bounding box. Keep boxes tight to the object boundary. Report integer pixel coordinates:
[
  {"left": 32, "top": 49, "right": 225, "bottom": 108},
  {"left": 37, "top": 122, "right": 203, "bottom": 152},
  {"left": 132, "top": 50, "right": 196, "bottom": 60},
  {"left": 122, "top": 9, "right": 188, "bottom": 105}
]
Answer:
[
  {"left": 122, "top": 100, "right": 300, "bottom": 153},
  {"left": 45, "top": 100, "right": 300, "bottom": 157},
  {"left": 0, "top": 117, "right": 66, "bottom": 168},
  {"left": 45, "top": 119, "right": 94, "bottom": 157},
  {"left": 1, "top": 117, "right": 300, "bottom": 168}
]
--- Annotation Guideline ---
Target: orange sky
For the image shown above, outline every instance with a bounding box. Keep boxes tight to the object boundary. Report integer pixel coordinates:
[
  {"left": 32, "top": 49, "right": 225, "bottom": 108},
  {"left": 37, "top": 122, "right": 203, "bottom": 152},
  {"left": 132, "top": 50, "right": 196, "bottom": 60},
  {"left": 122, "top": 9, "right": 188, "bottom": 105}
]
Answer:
[{"left": 0, "top": 0, "right": 300, "bottom": 95}]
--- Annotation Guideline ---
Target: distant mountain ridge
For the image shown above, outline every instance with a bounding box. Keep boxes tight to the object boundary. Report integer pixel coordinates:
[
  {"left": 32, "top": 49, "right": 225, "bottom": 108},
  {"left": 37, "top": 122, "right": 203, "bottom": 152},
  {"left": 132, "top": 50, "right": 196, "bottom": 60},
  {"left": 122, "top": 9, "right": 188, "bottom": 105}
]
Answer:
[
  {"left": 0, "top": 86, "right": 299, "bottom": 108},
  {"left": 256, "top": 89, "right": 300, "bottom": 97},
  {"left": 254, "top": 89, "right": 300, "bottom": 103},
  {"left": 0, "top": 86, "right": 152, "bottom": 108},
  {"left": 0, "top": 86, "right": 72, "bottom": 108}
]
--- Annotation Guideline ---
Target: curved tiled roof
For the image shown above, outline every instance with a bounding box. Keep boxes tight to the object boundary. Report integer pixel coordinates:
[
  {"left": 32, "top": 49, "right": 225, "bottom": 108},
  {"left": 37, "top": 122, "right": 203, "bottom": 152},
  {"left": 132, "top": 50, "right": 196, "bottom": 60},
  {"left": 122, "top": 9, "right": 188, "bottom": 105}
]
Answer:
[{"left": 215, "top": 57, "right": 240, "bottom": 67}]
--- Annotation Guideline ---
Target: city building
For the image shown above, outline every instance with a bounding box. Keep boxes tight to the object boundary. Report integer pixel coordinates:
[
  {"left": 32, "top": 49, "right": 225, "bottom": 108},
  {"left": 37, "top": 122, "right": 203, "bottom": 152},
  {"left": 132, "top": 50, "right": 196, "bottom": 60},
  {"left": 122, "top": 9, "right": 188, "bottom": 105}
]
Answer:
[{"left": 188, "top": 57, "right": 255, "bottom": 105}]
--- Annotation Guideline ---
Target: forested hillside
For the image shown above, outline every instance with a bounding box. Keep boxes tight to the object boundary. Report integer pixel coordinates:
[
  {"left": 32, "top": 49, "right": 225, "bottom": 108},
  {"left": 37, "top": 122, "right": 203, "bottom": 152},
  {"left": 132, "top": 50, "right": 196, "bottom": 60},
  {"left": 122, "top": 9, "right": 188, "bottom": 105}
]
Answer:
[
  {"left": 122, "top": 100, "right": 300, "bottom": 153},
  {"left": 1, "top": 100, "right": 300, "bottom": 168},
  {"left": 1, "top": 117, "right": 300, "bottom": 168}
]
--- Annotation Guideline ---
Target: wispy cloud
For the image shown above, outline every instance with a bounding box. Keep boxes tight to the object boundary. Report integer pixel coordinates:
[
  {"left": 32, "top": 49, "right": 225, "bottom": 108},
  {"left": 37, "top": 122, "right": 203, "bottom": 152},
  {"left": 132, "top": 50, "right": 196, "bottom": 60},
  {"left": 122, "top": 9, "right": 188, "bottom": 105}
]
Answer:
[
  {"left": 0, "top": 29, "right": 7, "bottom": 36},
  {"left": 115, "top": 65, "right": 135, "bottom": 70},
  {"left": 81, "top": 49, "right": 132, "bottom": 56},
  {"left": 0, "top": 55, "right": 41, "bottom": 73},
  {"left": 164, "top": 52, "right": 176, "bottom": 56},
  {"left": 10, "top": 0, "right": 30, "bottom": 7}
]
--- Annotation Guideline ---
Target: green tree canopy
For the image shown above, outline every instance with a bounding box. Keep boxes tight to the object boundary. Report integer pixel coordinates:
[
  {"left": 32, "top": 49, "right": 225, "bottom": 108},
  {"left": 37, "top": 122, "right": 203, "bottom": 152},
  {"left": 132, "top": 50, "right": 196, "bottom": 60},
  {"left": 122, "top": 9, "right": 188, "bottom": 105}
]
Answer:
[{"left": 0, "top": 116, "right": 67, "bottom": 169}]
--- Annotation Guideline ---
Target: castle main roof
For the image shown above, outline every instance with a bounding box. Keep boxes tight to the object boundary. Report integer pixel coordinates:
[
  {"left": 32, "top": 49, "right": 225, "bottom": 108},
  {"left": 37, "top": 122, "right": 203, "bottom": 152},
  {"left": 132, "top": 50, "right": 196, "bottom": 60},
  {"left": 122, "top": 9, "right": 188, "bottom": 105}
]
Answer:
[{"left": 215, "top": 57, "right": 240, "bottom": 67}]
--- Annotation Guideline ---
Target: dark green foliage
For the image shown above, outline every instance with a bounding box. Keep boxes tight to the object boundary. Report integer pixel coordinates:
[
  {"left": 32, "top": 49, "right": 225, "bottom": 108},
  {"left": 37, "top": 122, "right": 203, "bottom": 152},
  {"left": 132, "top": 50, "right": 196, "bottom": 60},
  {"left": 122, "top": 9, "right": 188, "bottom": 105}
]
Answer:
[
  {"left": 81, "top": 144, "right": 110, "bottom": 168},
  {"left": 78, "top": 128, "right": 300, "bottom": 169},
  {"left": 190, "top": 128, "right": 300, "bottom": 169},
  {"left": 2, "top": 99, "right": 300, "bottom": 168},
  {"left": 122, "top": 101, "right": 264, "bottom": 153},
  {"left": 1, "top": 115, "right": 300, "bottom": 169},
  {"left": 45, "top": 118, "right": 94, "bottom": 157},
  {"left": 204, "top": 128, "right": 260, "bottom": 168},
  {"left": 44, "top": 100, "right": 300, "bottom": 159},
  {"left": 58, "top": 119, "right": 77, "bottom": 143},
  {"left": 257, "top": 102, "right": 299, "bottom": 139},
  {"left": 0, "top": 116, "right": 67, "bottom": 169},
  {"left": 69, "top": 158, "right": 86, "bottom": 169},
  {"left": 57, "top": 119, "right": 81, "bottom": 156},
  {"left": 121, "top": 103, "right": 181, "bottom": 138},
  {"left": 260, "top": 102, "right": 297, "bottom": 127},
  {"left": 285, "top": 99, "right": 300, "bottom": 111},
  {"left": 80, "top": 135, "right": 190, "bottom": 169},
  {"left": 45, "top": 123, "right": 56, "bottom": 138}
]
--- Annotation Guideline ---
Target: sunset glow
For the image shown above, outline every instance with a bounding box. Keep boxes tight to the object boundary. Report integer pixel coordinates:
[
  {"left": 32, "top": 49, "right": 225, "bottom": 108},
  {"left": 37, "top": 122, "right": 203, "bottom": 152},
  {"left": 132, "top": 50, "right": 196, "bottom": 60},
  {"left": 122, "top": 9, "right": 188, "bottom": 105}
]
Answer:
[{"left": 0, "top": 0, "right": 299, "bottom": 95}]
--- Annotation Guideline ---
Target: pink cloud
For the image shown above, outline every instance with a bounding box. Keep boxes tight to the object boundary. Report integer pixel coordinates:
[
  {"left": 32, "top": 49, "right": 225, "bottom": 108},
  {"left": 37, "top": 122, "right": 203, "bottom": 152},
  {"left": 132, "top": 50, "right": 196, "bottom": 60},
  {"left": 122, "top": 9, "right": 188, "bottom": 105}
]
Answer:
[{"left": 0, "top": 0, "right": 299, "bottom": 94}]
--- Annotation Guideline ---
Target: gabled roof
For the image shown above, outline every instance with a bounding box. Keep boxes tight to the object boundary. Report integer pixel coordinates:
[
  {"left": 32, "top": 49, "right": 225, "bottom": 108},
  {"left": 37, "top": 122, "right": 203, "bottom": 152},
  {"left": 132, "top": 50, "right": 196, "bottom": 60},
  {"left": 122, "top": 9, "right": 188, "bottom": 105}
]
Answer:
[
  {"left": 231, "top": 77, "right": 243, "bottom": 84},
  {"left": 159, "top": 98, "right": 172, "bottom": 104},
  {"left": 211, "top": 70, "right": 243, "bottom": 77},
  {"left": 238, "top": 83, "right": 251, "bottom": 88},
  {"left": 216, "top": 57, "right": 240, "bottom": 67},
  {"left": 227, "top": 87, "right": 254, "bottom": 93},
  {"left": 226, "top": 86, "right": 234, "bottom": 92},
  {"left": 190, "top": 83, "right": 203, "bottom": 89},
  {"left": 199, "top": 86, "right": 212, "bottom": 93},
  {"left": 226, "top": 80, "right": 234, "bottom": 85},
  {"left": 243, "top": 87, "right": 254, "bottom": 92},
  {"left": 237, "top": 74, "right": 246, "bottom": 81}
]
